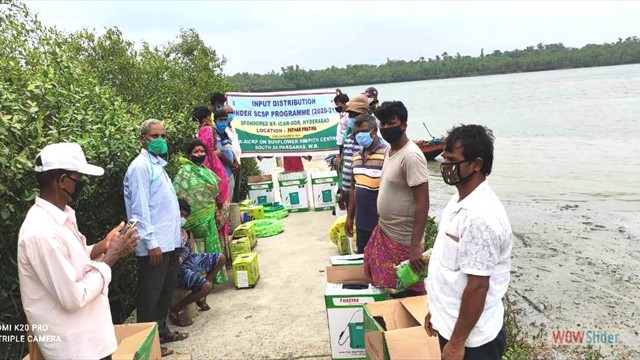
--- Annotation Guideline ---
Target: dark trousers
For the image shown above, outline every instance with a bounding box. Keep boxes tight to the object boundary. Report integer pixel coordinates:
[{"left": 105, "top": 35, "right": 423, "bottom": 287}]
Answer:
[
  {"left": 356, "top": 228, "right": 373, "bottom": 254},
  {"left": 438, "top": 323, "right": 507, "bottom": 360},
  {"left": 232, "top": 168, "right": 242, "bottom": 203},
  {"left": 136, "top": 250, "right": 180, "bottom": 339}
]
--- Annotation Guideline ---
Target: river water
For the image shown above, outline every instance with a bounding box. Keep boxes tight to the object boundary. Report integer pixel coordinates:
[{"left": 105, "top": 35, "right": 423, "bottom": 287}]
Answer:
[
  {"left": 253, "top": 65, "right": 640, "bottom": 355},
  {"left": 257, "top": 65, "right": 640, "bottom": 221},
  {"left": 337, "top": 64, "right": 640, "bottom": 220}
]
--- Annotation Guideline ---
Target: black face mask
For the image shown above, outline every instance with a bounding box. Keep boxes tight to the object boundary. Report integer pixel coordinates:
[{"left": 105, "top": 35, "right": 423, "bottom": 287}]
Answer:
[
  {"left": 440, "top": 160, "right": 475, "bottom": 186},
  {"left": 62, "top": 176, "right": 85, "bottom": 202},
  {"left": 190, "top": 154, "right": 206, "bottom": 166},
  {"left": 335, "top": 106, "right": 342, "bottom": 113},
  {"left": 380, "top": 125, "right": 404, "bottom": 143}
]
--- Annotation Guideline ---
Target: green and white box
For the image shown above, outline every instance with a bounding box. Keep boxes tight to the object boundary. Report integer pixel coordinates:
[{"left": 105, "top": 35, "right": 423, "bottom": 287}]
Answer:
[
  {"left": 325, "top": 265, "right": 386, "bottom": 359},
  {"left": 330, "top": 254, "right": 364, "bottom": 267},
  {"left": 247, "top": 175, "right": 275, "bottom": 205},
  {"left": 278, "top": 171, "right": 309, "bottom": 213},
  {"left": 311, "top": 171, "right": 338, "bottom": 211}
]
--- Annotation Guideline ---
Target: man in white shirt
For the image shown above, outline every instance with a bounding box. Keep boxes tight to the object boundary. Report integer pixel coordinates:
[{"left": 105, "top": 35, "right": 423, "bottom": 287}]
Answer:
[
  {"left": 18, "top": 143, "right": 139, "bottom": 360},
  {"left": 334, "top": 91, "right": 350, "bottom": 147},
  {"left": 425, "top": 125, "right": 512, "bottom": 360},
  {"left": 224, "top": 105, "right": 243, "bottom": 202}
]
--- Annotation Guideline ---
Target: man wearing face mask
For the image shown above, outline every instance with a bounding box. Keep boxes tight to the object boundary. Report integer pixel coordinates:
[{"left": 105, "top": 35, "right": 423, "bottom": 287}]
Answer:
[
  {"left": 364, "top": 87, "right": 380, "bottom": 114},
  {"left": 18, "top": 143, "right": 139, "bottom": 360},
  {"left": 213, "top": 109, "right": 239, "bottom": 200},
  {"left": 365, "top": 101, "right": 430, "bottom": 298},
  {"left": 337, "top": 94, "right": 368, "bottom": 210},
  {"left": 124, "top": 119, "right": 188, "bottom": 357},
  {"left": 345, "top": 114, "right": 388, "bottom": 254},
  {"left": 224, "top": 105, "right": 243, "bottom": 203},
  {"left": 334, "top": 91, "right": 350, "bottom": 147},
  {"left": 210, "top": 92, "right": 226, "bottom": 113},
  {"left": 424, "top": 125, "right": 512, "bottom": 360}
]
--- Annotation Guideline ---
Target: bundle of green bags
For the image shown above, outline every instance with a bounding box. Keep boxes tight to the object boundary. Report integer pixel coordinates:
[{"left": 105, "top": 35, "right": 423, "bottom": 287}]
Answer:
[
  {"left": 246, "top": 219, "right": 285, "bottom": 238},
  {"left": 263, "top": 202, "right": 289, "bottom": 220}
]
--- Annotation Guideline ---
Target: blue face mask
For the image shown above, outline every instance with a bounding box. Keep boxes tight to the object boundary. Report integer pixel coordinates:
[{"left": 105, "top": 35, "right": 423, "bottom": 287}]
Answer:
[
  {"left": 215, "top": 121, "right": 228, "bottom": 133},
  {"left": 347, "top": 117, "right": 356, "bottom": 129},
  {"left": 355, "top": 131, "right": 374, "bottom": 148},
  {"left": 227, "top": 113, "right": 235, "bottom": 122}
]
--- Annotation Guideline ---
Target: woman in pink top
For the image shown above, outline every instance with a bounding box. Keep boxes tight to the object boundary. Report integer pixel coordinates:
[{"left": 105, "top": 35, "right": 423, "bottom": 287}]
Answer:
[{"left": 193, "top": 107, "right": 231, "bottom": 265}]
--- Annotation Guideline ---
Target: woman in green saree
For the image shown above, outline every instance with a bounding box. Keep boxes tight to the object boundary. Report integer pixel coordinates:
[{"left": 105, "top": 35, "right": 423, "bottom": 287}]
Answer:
[{"left": 173, "top": 139, "right": 228, "bottom": 283}]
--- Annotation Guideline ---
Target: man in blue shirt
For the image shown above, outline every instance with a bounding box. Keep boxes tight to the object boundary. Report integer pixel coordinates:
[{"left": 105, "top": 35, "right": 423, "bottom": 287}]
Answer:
[
  {"left": 213, "top": 109, "right": 239, "bottom": 200},
  {"left": 123, "top": 119, "right": 187, "bottom": 357}
]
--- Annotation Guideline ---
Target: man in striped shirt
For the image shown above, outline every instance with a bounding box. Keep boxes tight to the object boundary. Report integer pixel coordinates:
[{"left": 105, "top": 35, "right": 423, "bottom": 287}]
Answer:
[
  {"left": 345, "top": 114, "right": 388, "bottom": 253},
  {"left": 337, "top": 95, "right": 368, "bottom": 210}
]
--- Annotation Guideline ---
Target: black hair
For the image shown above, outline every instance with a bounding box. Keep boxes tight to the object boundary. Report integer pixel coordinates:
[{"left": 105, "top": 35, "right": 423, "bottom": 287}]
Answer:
[
  {"left": 444, "top": 124, "right": 495, "bottom": 176},
  {"left": 185, "top": 138, "right": 208, "bottom": 156},
  {"left": 213, "top": 109, "right": 228, "bottom": 120},
  {"left": 34, "top": 156, "right": 67, "bottom": 188},
  {"left": 192, "top": 106, "right": 211, "bottom": 124},
  {"left": 178, "top": 198, "right": 191, "bottom": 216},
  {"left": 334, "top": 94, "right": 349, "bottom": 104},
  {"left": 374, "top": 101, "right": 408, "bottom": 124},
  {"left": 210, "top": 92, "right": 226, "bottom": 107}
]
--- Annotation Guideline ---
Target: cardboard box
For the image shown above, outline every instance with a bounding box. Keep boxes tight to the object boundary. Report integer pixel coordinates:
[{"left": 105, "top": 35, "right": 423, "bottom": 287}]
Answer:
[
  {"left": 233, "top": 222, "right": 257, "bottom": 249},
  {"left": 325, "top": 265, "right": 386, "bottom": 359},
  {"left": 27, "top": 323, "right": 161, "bottom": 360},
  {"left": 311, "top": 171, "right": 338, "bottom": 211},
  {"left": 330, "top": 254, "right": 364, "bottom": 266},
  {"left": 363, "top": 296, "right": 441, "bottom": 360},
  {"left": 247, "top": 175, "right": 275, "bottom": 205},
  {"left": 239, "top": 204, "right": 265, "bottom": 221},
  {"left": 278, "top": 171, "right": 310, "bottom": 212},
  {"left": 229, "top": 237, "right": 251, "bottom": 262},
  {"left": 233, "top": 252, "right": 260, "bottom": 288}
]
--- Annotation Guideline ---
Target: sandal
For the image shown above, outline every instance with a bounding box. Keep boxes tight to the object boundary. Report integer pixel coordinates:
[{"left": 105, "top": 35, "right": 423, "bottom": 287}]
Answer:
[
  {"left": 160, "top": 331, "right": 189, "bottom": 344},
  {"left": 161, "top": 346, "right": 174, "bottom": 357},
  {"left": 169, "top": 310, "right": 193, "bottom": 327},
  {"left": 196, "top": 298, "right": 211, "bottom": 311}
]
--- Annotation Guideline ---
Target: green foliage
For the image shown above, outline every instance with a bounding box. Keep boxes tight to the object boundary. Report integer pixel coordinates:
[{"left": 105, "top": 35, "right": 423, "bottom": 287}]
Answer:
[
  {"left": 503, "top": 295, "right": 533, "bottom": 360},
  {"left": 0, "top": 4, "right": 231, "bottom": 354},
  {"left": 238, "top": 158, "right": 263, "bottom": 201},
  {"left": 424, "top": 216, "right": 437, "bottom": 250},
  {"left": 230, "top": 38, "right": 640, "bottom": 92}
]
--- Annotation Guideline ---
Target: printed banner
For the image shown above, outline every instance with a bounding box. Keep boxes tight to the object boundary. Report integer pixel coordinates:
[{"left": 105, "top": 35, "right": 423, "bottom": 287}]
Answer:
[{"left": 226, "top": 90, "right": 340, "bottom": 157}]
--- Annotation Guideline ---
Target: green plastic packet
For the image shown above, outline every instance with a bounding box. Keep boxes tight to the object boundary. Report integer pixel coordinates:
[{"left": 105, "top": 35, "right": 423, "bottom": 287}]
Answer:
[{"left": 394, "top": 249, "right": 432, "bottom": 291}]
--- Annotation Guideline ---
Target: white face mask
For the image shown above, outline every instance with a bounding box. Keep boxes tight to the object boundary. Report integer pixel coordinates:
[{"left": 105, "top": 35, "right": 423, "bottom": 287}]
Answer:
[
  {"left": 367, "top": 97, "right": 374, "bottom": 104},
  {"left": 180, "top": 217, "right": 187, "bottom": 227}
]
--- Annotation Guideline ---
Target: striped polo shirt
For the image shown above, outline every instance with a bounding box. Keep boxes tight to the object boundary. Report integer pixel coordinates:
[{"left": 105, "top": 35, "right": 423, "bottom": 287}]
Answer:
[
  {"left": 341, "top": 134, "right": 361, "bottom": 195},
  {"left": 351, "top": 139, "right": 388, "bottom": 231}
]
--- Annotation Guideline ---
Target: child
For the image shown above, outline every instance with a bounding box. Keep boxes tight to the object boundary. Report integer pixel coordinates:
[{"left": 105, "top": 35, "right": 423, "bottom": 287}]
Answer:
[{"left": 170, "top": 199, "right": 226, "bottom": 327}]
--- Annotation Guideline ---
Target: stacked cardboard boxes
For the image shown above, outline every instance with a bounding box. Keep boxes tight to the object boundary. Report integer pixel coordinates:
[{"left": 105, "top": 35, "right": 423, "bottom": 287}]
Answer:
[
  {"left": 278, "top": 171, "right": 310, "bottom": 212},
  {"left": 324, "top": 265, "right": 386, "bottom": 359},
  {"left": 232, "top": 252, "right": 260, "bottom": 289},
  {"left": 247, "top": 175, "right": 275, "bottom": 205},
  {"left": 364, "top": 295, "right": 441, "bottom": 360},
  {"left": 311, "top": 171, "right": 338, "bottom": 211}
]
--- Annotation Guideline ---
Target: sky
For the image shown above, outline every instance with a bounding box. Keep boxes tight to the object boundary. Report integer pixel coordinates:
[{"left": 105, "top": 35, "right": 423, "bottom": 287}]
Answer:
[{"left": 22, "top": 1, "right": 640, "bottom": 75}]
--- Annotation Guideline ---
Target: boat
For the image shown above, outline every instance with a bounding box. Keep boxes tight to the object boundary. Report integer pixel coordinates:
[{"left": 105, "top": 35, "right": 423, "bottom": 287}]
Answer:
[
  {"left": 415, "top": 123, "right": 444, "bottom": 160},
  {"left": 414, "top": 138, "right": 444, "bottom": 161}
]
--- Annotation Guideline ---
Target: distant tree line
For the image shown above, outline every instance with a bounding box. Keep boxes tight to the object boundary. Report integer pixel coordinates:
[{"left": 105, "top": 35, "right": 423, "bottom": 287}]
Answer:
[{"left": 229, "top": 37, "right": 640, "bottom": 92}]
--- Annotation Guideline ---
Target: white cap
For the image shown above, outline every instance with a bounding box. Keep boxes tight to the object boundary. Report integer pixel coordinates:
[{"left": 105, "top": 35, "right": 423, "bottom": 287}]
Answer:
[{"left": 35, "top": 143, "right": 104, "bottom": 176}]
